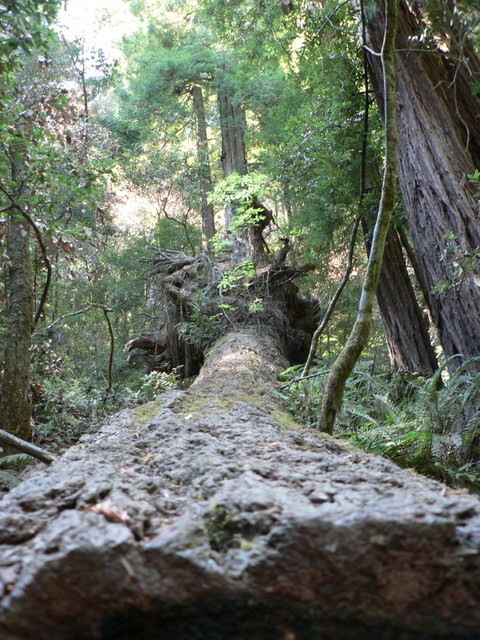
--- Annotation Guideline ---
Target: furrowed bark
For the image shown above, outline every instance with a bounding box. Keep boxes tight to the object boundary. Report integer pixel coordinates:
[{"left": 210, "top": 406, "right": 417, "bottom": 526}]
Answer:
[
  {"left": 365, "top": 0, "right": 480, "bottom": 373},
  {"left": 191, "top": 84, "right": 216, "bottom": 249},
  {"left": 0, "top": 215, "right": 34, "bottom": 445}
]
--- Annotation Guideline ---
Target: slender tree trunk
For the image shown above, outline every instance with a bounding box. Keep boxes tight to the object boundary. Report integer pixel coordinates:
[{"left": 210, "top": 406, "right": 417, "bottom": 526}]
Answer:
[
  {"left": 191, "top": 84, "right": 216, "bottom": 250},
  {"left": 318, "top": 0, "right": 398, "bottom": 435},
  {"left": 364, "top": 221, "right": 438, "bottom": 374},
  {"left": 365, "top": 0, "right": 480, "bottom": 372},
  {"left": 0, "top": 214, "right": 34, "bottom": 443}
]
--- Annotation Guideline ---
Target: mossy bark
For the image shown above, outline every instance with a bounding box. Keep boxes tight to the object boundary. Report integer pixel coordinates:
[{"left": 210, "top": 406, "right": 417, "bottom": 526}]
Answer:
[
  {"left": 174, "top": 328, "right": 294, "bottom": 425},
  {"left": 318, "top": 0, "right": 398, "bottom": 435},
  {"left": 0, "top": 215, "right": 34, "bottom": 445}
]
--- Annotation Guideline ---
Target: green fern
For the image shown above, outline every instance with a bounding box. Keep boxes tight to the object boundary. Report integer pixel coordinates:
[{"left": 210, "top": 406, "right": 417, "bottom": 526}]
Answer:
[
  {"left": 0, "top": 470, "right": 22, "bottom": 490},
  {"left": 0, "top": 454, "right": 31, "bottom": 468},
  {"left": 280, "top": 356, "right": 480, "bottom": 491}
]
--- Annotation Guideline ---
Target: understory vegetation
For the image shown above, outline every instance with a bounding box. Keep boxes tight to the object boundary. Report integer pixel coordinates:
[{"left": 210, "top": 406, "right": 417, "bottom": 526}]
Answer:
[{"left": 279, "top": 357, "right": 480, "bottom": 492}]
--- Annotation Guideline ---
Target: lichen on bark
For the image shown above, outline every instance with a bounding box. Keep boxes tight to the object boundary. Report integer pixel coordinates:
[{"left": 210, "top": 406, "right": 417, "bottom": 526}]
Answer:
[{"left": 318, "top": 0, "right": 399, "bottom": 435}]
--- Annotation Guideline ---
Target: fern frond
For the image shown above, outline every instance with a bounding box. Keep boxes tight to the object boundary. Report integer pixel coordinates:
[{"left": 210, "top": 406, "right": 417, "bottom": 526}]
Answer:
[
  {"left": 0, "top": 454, "right": 30, "bottom": 467},
  {"left": 0, "top": 470, "right": 21, "bottom": 489}
]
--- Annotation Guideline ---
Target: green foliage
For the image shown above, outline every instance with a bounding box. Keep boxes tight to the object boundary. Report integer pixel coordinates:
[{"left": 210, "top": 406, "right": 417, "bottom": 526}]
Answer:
[
  {"left": 0, "top": 0, "right": 59, "bottom": 77},
  {"left": 32, "top": 363, "right": 179, "bottom": 449},
  {"left": 218, "top": 260, "right": 255, "bottom": 292},
  {"left": 433, "top": 231, "right": 480, "bottom": 294},
  {"left": 209, "top": 172, "right": 268, "bottom": 208},
  {"left": 279, "top": 358, "right": 480, "bottom": 492},
  {"left": 0, "top": 454, "right": 32, "bottom": 492},
  {"left": 128, "top": 369, "right": 180, "bottom": 402},
  {"left": 468, "top": 169, "right": 480, "bottom": 196},
  {"left": 0, "top": 470, "right": 23, "bottom": 491},
  {"left": 209, "top": 172, "right": 272, "bottom": 237},
  {"left": 178, "top": 288, "right": 224, "bottom": 350}
]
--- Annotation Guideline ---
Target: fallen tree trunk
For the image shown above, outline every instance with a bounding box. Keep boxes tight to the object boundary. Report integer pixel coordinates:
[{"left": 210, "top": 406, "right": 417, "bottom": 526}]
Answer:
[{"left": 0, "top": 328, "right": 479, "bottom": 640}]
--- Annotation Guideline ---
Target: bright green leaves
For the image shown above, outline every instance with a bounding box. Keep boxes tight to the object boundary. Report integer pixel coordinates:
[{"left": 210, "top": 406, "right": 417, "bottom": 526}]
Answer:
[
  {"left": 208, "top": 172, "right": 275, "bottom": 251},
  {"left": 0, "top": 0, "right": 60, "bottom": 77},
  {"left": 218, "top": 259, "right": 255, "bottom": 292}
]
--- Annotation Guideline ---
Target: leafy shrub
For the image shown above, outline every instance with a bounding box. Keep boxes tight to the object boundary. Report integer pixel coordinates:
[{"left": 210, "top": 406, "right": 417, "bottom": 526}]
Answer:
[{"left": 32, "top": 368, "right": 180, "bottom": 449}]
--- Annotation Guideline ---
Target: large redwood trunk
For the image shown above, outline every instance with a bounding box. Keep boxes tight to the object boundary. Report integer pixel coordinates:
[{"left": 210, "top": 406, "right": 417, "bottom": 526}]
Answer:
[
  {"left": 217, "top": 83, "right": 248, "bottom": 230},
  {"left": 365, "top": 0, "right": 480, "bottom": 370},
  {"left": 365, "top": 222, "right": 438, "bottom": 374},
  {"left": 217, "top": 86, "right": 248, "bottom": 179},
  {"left": 191, "top": 84, "right": 216, "bottom": 249}
]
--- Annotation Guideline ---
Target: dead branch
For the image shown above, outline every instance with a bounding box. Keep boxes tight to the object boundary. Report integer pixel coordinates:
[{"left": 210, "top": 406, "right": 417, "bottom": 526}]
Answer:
[{"left": 0, "top": 428, "right": 57, "bottom": 464}]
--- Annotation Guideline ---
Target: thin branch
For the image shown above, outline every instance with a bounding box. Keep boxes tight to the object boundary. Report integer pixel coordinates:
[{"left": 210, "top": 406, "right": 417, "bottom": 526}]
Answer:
[
  {"left": 0, "top": 428, "right": 57, "bottom": 464},
  {"left": 0, "top": 202, "right": 14, "bottom": 214},
  {"left": 303, "top": 0, "right": 351, "bottom": 49},
  {"left": 364, "top": 45, "right": 381, "bottom": 57},
  {"left": 0, "top": 188, "right": 52, "bottom": 325},
  {"left": 103, "top": 307, "right": 115, "bottom": 392},
  {"left": 38, "top": 303, "right": 113, "bottom": 331},
  {"left": 159, "top": 190, "right": 196, "bottom": 254},
  {"left": 17, "top": 208, "right": 52, "bottom": 325},
  {"left": 301, "top": 215, "right": 361, "bottom": 377},
  {"left": 36, "top": 305, "right": 96, "bottom": 333},
  {"left": 279, "top": 368, "right": 332, "bottom": 389},
  {"left": 359, "top": 0, "right": 370, "bottom": 203}
]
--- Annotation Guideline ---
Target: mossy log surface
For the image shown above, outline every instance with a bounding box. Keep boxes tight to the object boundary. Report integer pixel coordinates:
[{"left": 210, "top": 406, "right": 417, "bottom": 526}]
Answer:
[{"left": 0, "top": 329, "right": 479, "bottom": 640}]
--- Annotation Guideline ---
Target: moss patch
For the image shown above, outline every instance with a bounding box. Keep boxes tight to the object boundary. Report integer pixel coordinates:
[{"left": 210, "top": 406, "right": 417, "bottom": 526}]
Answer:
[
  {"left": 131, "top": 399, "right": 163, "bottom": 425},
  {"left": 270, "top": 407, "right": 303, "bottom": 431}
]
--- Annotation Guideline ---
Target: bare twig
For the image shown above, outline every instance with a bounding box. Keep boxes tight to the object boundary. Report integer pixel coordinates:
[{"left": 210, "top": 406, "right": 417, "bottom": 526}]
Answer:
[
  {"left": 279, "top": 368, "right": 331, "bottom": 389},
  {"left": 37, "top": 305, "right": 106, "bottom": 333},
  {"left": 18, "top": 208, "right": 52, "bottom": 325},
  {"left": 301, "top": 216, "right": 361, "bottom": 377}
]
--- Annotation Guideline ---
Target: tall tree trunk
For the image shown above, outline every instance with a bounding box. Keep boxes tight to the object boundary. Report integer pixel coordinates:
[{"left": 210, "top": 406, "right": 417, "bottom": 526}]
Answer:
[
  {"left": 364, "top": 221, "right": 438, "bottom": 374},
  {"left": 357, "top": 0, "right": 435, "bottom": 376},
  {"left": 217, "top": 84, "right": 272, "bottom": 267},
  {"left": 217, "top": 84, "right": 248, "bottom": 230},
  {"left": 191, "top": 84, "right": 216, "bottom": 250},
  {"left": 318, "top": 0, "right": 398, "bottom": 435},
  {"left": 365, "top": 0, "right": 480, "bottom": 371},
  {"left": 0, "top": 214, "right": 34, "bottom": 444}
]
